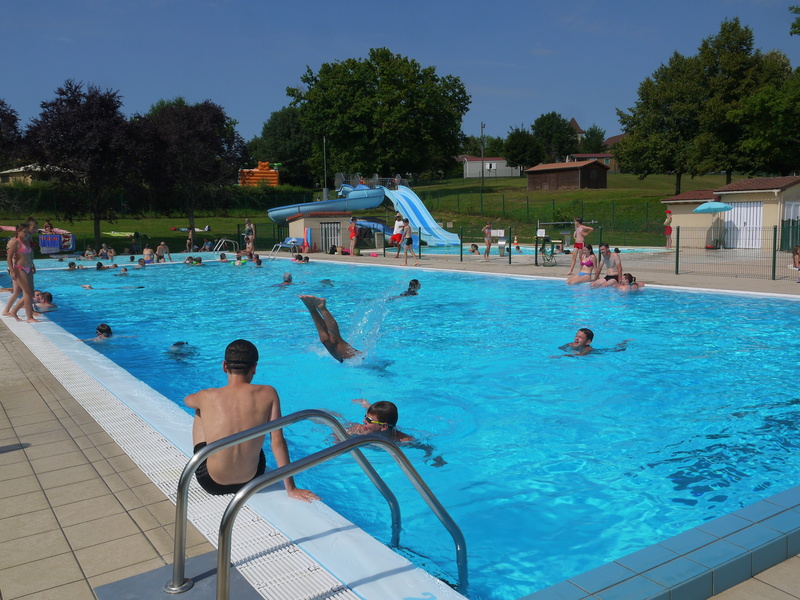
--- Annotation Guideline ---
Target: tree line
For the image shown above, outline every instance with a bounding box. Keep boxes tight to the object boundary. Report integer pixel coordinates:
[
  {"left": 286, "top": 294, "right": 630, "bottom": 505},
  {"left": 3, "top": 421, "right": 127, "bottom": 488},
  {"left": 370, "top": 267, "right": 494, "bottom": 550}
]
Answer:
[{"left": 616, "top": 14, "right": 800, "bottom": 194}]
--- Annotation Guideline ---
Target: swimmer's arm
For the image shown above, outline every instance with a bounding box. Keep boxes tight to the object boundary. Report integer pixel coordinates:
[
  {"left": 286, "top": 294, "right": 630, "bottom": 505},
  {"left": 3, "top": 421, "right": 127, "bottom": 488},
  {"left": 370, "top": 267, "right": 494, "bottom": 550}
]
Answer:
[{"left": 268, "top": 395, "right": 319, "bottom": 502}]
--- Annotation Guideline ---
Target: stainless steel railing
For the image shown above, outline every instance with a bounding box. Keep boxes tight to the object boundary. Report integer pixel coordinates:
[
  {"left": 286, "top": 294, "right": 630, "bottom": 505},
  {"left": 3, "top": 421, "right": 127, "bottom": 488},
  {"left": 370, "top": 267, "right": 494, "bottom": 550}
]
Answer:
[
  {"left": 164, "top": 409, "right": 401, "bottom": 594},
  {"left": 216, "top": 433, "right": 468, "bottom": 599}
]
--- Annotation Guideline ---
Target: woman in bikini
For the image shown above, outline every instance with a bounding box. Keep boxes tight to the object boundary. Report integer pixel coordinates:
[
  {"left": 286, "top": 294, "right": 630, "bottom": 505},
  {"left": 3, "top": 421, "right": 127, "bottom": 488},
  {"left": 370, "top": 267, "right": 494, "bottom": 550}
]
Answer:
[
  {"left": 6, "top": 223, "right": 38, "bottom": 322},
  {"left": 142, "top": 244, "right": 155, "bottom": 263},
  {"left": 566, "top": 244, "right": 596, "bottom": 285}
]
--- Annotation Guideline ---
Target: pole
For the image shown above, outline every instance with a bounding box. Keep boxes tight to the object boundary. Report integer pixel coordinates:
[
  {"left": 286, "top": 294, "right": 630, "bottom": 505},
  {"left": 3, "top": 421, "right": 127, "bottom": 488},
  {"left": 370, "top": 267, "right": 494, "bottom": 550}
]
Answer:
[
  {"left": 480, "top": 122, "right": 485, "bottom": 214},
  {"left": 322, "top": 135, "right": 328, "bottom": 201}
]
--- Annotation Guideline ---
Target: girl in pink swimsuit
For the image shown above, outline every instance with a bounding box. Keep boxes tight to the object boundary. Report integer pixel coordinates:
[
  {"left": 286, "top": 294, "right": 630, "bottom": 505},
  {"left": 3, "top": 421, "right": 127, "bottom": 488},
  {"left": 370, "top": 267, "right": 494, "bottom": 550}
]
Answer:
[
  {"left": 5, "top": 223, "right": 38, "bottom": 322},
  {"left": 566, "top": 244, "right": 596, "bottom": 285}
]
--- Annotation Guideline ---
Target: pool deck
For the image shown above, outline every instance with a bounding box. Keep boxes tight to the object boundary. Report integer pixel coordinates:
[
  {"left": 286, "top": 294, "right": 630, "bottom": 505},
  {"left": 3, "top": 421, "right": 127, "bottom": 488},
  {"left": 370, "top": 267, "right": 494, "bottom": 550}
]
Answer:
[{"left": 1, "top": 249, "right": 798, "bottom": 599}]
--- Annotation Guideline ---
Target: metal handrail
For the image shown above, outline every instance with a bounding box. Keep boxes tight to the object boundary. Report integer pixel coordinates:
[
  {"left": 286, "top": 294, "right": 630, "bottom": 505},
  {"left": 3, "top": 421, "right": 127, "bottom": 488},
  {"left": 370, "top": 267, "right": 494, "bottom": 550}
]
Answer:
[
  {"left": 212, "top": 238, "right": 240, "bottom": 253},
  {"left": 164, "top": 409, "right": 401, "bottom": 594},
  {"left": 217, "top": 433, "right": 468, "bottom": 599}
]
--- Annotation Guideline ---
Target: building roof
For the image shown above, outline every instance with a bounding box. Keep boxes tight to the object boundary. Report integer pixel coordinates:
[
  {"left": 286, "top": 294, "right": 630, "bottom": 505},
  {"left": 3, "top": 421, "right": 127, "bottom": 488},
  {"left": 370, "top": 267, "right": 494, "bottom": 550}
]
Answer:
[
  {"left": 569, "top": 118, "right": 584, "bottom": 134},
  {"left": 714, "top": 176, "right": 800, "bottom": 193},
  {"left": 457, "top": 155, "right": 508, "bottom": 162},
  {"left": 603, "top": 133, "right": 627, "bottom": 148},
  {"left": 570, "top": 153, "right": 614, "bottom": 159},
  {"left": 662, "top": 190, "right": 720, "bottom": 204},
  {"left": 526, "top": 160, "right": 610, "bottom": 173}
]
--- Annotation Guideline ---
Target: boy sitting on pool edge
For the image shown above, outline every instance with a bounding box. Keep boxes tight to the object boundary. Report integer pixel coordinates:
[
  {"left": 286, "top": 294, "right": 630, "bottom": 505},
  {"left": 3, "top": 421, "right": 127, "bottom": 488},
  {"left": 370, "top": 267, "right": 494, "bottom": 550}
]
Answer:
[{"left": 184, "top": 339, "right": 319, "bottom": 500}]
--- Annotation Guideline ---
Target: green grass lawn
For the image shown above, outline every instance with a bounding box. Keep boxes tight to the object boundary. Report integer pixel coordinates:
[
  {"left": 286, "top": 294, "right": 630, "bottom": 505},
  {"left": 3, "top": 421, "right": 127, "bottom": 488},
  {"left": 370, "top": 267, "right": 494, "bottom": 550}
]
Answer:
[{"left": 2, "top": 173, "right": 736, "bottom": 252}]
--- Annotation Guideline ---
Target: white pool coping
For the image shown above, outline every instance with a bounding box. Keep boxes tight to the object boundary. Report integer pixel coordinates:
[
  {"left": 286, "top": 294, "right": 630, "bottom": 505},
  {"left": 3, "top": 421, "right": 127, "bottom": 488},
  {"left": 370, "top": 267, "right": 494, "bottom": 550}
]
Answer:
[{"left": 1, "top": 310, "right": 466, "bottom": 600}]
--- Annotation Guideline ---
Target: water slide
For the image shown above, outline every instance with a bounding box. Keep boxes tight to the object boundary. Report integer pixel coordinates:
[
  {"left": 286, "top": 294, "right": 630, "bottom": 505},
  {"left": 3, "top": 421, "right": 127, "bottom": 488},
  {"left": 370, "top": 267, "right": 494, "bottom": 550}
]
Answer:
[
  {"left": 381, "top": 185, "right": 461, "bottom": 247},
  {"left": 267, "top": 183, "right": 460, "bottom": 247}
]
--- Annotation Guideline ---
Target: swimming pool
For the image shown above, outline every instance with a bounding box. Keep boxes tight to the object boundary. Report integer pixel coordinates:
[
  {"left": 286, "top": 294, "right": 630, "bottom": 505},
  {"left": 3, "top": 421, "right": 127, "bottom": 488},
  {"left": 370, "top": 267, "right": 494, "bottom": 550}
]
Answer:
[{"left": 28, "top": 259, "right": 800, "bottom": 600}]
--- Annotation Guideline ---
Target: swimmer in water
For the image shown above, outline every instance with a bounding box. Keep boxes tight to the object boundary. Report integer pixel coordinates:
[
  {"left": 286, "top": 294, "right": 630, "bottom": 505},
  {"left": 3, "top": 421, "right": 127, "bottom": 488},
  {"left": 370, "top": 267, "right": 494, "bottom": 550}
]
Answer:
[
  {"left": 167, "top": 341, "right": 197, "bottom": 361},
  {"left": 82, "top": 323, "right": 113, "bottom": 342},
  {"left": 299, "top": 295, "right": 361, "bottom": 362}
]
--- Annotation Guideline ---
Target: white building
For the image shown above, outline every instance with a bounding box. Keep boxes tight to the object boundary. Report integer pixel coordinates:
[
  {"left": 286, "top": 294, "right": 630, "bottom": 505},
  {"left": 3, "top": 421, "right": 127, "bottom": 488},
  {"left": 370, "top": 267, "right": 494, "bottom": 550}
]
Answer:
[{"left": 457, "top": 155, "right": 521, "bottom": 179}]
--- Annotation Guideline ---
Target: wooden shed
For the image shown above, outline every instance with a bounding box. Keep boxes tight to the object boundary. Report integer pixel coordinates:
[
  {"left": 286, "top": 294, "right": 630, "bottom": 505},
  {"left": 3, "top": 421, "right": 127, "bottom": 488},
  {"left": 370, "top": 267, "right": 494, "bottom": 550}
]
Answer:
[{"left": 526, "top": 160, "right": 608, "bottom": 191}]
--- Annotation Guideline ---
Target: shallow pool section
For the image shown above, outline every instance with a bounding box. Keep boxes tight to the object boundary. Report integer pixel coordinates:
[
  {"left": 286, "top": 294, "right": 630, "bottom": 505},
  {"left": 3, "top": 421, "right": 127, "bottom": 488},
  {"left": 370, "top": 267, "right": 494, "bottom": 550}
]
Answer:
[{"left": 26, "top": 258, "right": 800, "bottom": 600}]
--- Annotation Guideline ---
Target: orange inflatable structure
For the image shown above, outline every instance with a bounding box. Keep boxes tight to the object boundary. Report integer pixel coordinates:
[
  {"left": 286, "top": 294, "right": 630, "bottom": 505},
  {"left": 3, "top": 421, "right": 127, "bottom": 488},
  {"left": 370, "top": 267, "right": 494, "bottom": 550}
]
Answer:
[{"left": 239, "top": 161, "right": 280, "bottom": 187}]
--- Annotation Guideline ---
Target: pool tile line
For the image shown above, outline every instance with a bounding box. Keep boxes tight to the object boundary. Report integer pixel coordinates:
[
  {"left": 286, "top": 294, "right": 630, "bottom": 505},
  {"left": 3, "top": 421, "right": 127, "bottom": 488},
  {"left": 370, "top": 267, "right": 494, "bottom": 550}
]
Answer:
[{"left": 522, "top": 491, "right": 800, "bottom": 599}]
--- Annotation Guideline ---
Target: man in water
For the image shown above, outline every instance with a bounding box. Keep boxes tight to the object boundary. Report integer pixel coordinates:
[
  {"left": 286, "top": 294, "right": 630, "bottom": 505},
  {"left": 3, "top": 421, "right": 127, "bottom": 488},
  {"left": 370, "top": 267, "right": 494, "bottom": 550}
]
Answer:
[
  {"left": 184, "top": 339, "right": 319, "bottom": 500},
  {"left": 299, "top": 295, "right": 360, "bottom": 362},
  {"left": 155, "top": 241, "right": 172, "bottom": 263},
  {"left": 398, "top": 279, "right": 421, "bottom": 297},
  {"left": 559, "top": 328, "right": 594, "bottom": 356},
  {"left": 591, "top": 243, "right": 623, "bottom": 287}
]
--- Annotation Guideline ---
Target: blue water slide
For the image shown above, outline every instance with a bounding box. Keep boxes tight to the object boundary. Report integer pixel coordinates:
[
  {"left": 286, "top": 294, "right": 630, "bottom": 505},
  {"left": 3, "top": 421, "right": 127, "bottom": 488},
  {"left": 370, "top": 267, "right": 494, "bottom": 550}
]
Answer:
[{"left": 381, "top": 186, "right": 461, "bottom": 247}]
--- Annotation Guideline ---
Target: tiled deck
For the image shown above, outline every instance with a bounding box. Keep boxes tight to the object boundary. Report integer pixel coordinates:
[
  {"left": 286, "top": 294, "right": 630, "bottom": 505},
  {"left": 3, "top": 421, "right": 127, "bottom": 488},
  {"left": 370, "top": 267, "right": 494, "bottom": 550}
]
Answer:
[
  {"left": 1, "top": 250, "right": 799, "bottom": 600},
  {"left": 0, "top": 323, "right": 213, "bottom": 599}
]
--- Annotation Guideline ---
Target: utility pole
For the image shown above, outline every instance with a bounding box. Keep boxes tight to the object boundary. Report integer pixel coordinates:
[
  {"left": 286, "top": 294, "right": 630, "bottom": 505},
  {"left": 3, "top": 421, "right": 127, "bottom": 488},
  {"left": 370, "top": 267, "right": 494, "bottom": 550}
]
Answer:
[
  {"left": 480, "top": 122, "right": 485, "bottom": 213},
  {"left": 322, "top": 135, "right": 328, "bottom": 201}
]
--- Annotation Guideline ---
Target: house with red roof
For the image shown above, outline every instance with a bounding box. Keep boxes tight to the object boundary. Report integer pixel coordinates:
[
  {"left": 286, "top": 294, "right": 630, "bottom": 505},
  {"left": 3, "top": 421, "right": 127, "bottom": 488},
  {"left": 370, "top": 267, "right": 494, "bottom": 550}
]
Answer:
[{"left": 662, "top": 177, "right": 800, "bottom": 249}]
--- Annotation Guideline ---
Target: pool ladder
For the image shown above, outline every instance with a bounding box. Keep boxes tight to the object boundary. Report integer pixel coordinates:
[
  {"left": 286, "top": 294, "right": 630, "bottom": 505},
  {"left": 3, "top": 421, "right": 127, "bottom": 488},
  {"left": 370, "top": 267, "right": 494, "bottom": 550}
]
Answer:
[
  {"left": 164, "top": 409, "right": 469, "bottom": 599},
  {"left": 212, "top": 238, "right": 239, "bottom": 253}
]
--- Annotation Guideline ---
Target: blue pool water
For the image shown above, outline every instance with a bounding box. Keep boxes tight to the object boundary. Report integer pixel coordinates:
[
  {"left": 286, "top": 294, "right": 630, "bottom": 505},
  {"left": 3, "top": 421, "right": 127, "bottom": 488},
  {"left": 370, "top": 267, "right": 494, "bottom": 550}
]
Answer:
[{"left": 29, "top": 259, "right": 800, "bottom": 600}]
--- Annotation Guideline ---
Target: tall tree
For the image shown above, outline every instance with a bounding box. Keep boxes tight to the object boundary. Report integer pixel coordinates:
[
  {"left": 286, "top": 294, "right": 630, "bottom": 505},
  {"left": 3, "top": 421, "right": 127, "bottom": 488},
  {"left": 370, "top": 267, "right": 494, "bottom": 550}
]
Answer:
[
  {"left": 460, "top": 134, "right": 505, "bottom": 157},
  {"left": 579, "top": 124, "right": 606, "bottom": 154},
  {"left": 790, "top": 5, "right": 800, "bottom": 36},
  {"left": 0, "top": 99, "right": 21, "bottom": 169},
  {"left": 615, "top": 52, "right": 703, "bottom": 194},
  {"left": 734, "top": 68, "right": 800, "bottom": 175},
  {"left": 26, "top": 80, "right": 139, "bottom": 246},
  {"left": 136, "top": 98, "right": 246, "bottom": 233},
  {"left": 530, "top": 112, "right": 578, "bottom": 163},
  {"left": 691, "top": 18, "right": 790, "bottom": 183},
  {"left": 287, "top": 47, "right": 470, "bottom": 180},
  {"left": 503, "top": 125, "right": 543, "bottom": 169},
  {"left": 248, "top": 106, "right": 313, "bottom": 187}
]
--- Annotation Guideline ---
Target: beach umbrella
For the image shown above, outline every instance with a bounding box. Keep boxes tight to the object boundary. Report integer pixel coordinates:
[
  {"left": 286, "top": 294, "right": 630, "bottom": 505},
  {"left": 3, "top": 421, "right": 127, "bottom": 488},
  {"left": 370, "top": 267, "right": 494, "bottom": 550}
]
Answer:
[
  {"left": 693, "top": 201, "right": 733, "bottom": 247},
  {"left": 693, "top": 201, "right": 733, "bottom": 214}
]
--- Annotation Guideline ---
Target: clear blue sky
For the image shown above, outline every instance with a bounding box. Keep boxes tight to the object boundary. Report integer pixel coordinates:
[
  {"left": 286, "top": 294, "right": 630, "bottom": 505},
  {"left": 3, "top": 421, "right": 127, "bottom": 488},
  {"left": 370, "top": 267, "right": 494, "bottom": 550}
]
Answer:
[{"left": 2, "top": 0, "right": 799, "bottom": 145}]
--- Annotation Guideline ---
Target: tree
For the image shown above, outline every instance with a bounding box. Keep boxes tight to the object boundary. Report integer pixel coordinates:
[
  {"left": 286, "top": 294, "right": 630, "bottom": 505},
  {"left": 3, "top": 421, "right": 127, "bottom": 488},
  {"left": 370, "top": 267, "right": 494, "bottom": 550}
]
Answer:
[
  {"left": 460, "top": 134, "right": 504, "bottom": 158},
  {"left": 248, "top": 106, "right": 313, "bottom": 187},
  {"left": 615, "top": 52, "right": 703, "bottom": 194},
  {"left": 287, "top": 47, "right": 470, "bottom": 180},
  {"left": 26, "top": 80, "right": 140, "bottom": 246},
  {"left": 734, "top": 69, "right": 800, "bottom": 175},
  {"left": 530, "top": 112, "right": 578, "bottom": 163},
  {"left": 579, "top": 124, "right": 606, "bottom": 154},
  {"left": 503, "top": 125, "right": 543, "bottom": 169},
  {"left": 691, "top": 18, "right": 791, "bottom": 182},
  {"left": 135, "top": 98, "right": 247, "bottom": 233},
  {"left": 0, "top": 99, "right": 21, "bottom": 169},
  {"left": 790, "top": 5, "right": 800, "bottom": 36}
]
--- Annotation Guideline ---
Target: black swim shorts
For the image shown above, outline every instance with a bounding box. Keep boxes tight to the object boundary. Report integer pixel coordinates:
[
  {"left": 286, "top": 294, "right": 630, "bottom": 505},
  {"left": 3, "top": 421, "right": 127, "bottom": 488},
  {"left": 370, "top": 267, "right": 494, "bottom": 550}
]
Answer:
[{"left": 193, "top": 442, "right": 267, "bottom": 496}]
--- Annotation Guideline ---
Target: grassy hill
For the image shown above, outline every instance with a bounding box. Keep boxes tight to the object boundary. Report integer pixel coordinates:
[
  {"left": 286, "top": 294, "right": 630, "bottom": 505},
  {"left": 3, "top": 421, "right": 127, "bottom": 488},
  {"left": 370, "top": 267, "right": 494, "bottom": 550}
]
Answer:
[{"left": 405, "top": 173, "right": 736, "bottom": 245}]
